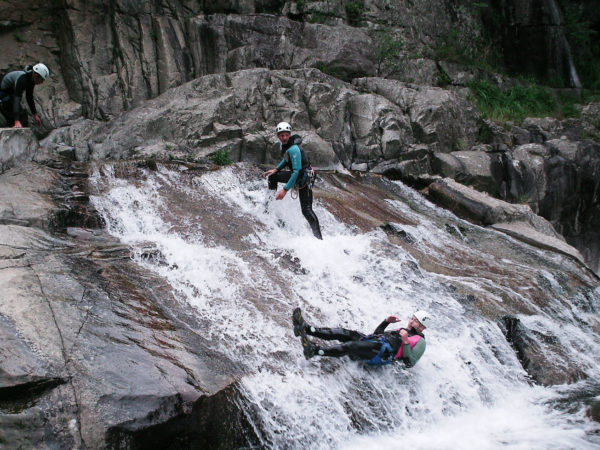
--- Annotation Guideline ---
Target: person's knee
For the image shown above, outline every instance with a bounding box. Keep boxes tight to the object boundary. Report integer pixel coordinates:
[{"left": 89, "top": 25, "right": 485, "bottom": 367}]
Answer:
[{"left": 268, "top": 175, "right": 278, "bottom": 190}]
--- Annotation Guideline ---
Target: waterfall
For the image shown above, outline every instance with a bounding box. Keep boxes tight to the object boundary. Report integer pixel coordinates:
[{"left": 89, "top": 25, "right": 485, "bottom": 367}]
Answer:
[
  {"left": 89, "top": 162, "right": 600, "bottom": 449},
  {"left": 546, "top": 0, "right": 582, "bottom": 89}
]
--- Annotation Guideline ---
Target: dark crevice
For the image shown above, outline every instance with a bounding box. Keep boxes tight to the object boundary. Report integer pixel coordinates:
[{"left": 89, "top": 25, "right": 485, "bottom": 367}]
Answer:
[{"left": 0, "top": 377, "right": 67, "bottom": 413}]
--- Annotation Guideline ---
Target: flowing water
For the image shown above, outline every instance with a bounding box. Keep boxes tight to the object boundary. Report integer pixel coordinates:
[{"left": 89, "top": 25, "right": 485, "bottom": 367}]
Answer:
[{"left": 89, "top": 162, "right": 600, "bottom": 449}]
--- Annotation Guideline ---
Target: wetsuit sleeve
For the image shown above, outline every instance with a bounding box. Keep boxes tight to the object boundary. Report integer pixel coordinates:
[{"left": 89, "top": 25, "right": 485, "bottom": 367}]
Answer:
[
  {"left": 283, "top": 145, "right": 302, "bottom": 191},
  {"left": 402, "top": 338, "right": 426, "bottom": 367},
  {"left": 26, "top": 82, "right": 37, "bottom": 116},
  {"left": 12, "top": 75, "right": 26, "bottom": 121},
  {"left": 276, "top": 158, "right": 287, "bottom": 171},
  {"left": 372, "top": 320, "right": 390, "bottom": 335}
]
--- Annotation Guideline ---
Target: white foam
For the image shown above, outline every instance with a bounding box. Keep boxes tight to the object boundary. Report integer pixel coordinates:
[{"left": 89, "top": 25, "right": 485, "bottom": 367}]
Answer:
[{"left": 89, "top": 163, "right": 600, "bottom": 448}]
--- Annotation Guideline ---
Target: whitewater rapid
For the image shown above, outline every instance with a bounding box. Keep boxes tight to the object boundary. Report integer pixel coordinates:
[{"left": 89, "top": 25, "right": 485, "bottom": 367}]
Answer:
[{"left": 89, "top": 163, "right": 600, "bottom": 449}]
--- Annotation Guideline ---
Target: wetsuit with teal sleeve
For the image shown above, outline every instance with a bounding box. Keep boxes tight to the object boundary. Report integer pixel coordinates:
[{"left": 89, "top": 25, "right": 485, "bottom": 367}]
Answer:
[
  {"left": 268, "top": 134, "right": 322, "bottom": 239},
  {"left": 304, "top": 319, "right": 426, "bottom": 367},
  {"left": 0, "top": 71, "right": 37, "bottom": 124},
  {"left": 276, "top": 143, "right": 303, "bottom": 191}
]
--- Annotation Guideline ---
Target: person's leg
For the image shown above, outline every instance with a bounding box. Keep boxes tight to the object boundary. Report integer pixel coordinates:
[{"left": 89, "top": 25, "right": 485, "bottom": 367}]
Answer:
[
  {"left": 301, "top": 337, "right": 381, "bottom": 360},
  {"left": 306, "top": 327, "right": 364, "bottom": 342},
  {"left": 293, "top": 308, "right": 363, "bottom": 342},
  {"left": 268, "top": 171, "right": 291, "bottom": 190},
  {"left": 298, "top": 185, "right": 322, "bottom": 239},
  {"left": 0, "top": 99, "right": 14, "bottom": 127}
]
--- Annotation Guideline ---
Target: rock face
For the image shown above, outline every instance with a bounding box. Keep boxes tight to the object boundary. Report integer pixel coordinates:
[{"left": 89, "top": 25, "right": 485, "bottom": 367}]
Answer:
[
  {"left": 486, "top": 0, "right": 583, "bottom": 87},
  {"left": 427, "top": 177, "right": 585, "bottom": 265},
  {"left": 1, "top": 0, "right": 488, "bottom": 125},
  {"left": 499, "top": 316, "right": 586, "bottom": 386},
  {"left": 0, "top": 155, "right": 247, "bottom": 447},
  {"left": 0, "top": 129, "right": 39, "bottom": 174}
]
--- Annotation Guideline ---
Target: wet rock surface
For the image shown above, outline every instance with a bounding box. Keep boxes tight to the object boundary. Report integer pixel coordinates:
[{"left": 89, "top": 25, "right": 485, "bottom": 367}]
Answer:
[
  {"left": 0, "top": 157, "right": 246, "bottom": 447},
  {"left": 0, "top": 129, "right": 39, "bottom": 174},
  {"left": 0, "top": 148, "right": 599, "bottom": 446}
]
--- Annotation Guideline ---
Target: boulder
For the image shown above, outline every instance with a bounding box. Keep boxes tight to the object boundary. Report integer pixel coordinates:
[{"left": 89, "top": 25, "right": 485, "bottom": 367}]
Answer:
[
  {"left": 427, "top": 177, "right": 585, "bottom": 264},
  {"left": 582, "top": 102, "right": 600, "bottom": 128},
  {"left": 353, "top": 77, "right": 480, "bottom": 153},
  {"left": 499, "top": 316, "right": 587, "bottom": 386},
  {"left": 0, "top": 129, "right": 39, "bottom": 174},
  {"left": 505, "top": 143, "right": 549, "bottom": 207},
  {"left": 345, "top": 93, "right": 413, "bottom": 166},
  {"left": 430, "top": 150, "right": 504, "bottom": 197}
]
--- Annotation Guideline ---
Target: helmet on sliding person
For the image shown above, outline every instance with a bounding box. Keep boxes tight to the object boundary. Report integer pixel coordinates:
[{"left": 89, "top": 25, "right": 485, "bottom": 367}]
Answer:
[
  {"left": 276, "top": 121, "right": 292, "bottom": 135},
  {"left": 413, "top": 310, "right": 431, "bottom": 328}
]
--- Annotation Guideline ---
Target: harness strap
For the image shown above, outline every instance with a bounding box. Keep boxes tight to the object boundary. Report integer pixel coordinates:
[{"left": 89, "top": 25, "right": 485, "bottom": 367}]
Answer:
[
  {"left": 364, "top": 337, "right": 394, "bottom": 366},
  {"left": 290, "top": 166, "right": 315, "bottom": 199}
]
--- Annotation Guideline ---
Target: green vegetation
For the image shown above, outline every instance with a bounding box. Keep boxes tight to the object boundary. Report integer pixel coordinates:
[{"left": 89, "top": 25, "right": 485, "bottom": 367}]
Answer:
[
  {"left": 210, "top": 147, "right": 233, "bottom": 166},
  {"left": 296, "top": 0, "right": 306, "bottom": 11},
  {"left": 375, "top": 29, "right": 405, "bottom": 77},
  {"left": 431, "top": 28, "right": 490, "bottom": 68},
  {"left": 13, "top": 32, "right": 25, "bottom": 43},
  {"left": 307, "top": 11, "right": 338, "bottom": 24},
  {"left": 467, "top": 79, "right": 584, "bottom": 123},
  {"left": 436, "top": 65, "right": 452, "bottom": 88},
  {"left": 345, "top": 1, "right": 365, "bottom": 26},
  {"left": 315, "top": 61, "right": 347, "bottom": 81}
]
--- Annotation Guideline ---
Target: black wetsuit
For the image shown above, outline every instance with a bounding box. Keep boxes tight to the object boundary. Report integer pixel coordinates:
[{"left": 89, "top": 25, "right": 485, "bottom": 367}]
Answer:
[
  {"left": 268, "top": 135, "right": 322, "bottom": 239},
  {"left": 307, "top": 320, "right": 425, "bottom": 366},
  {"left": 0, "top": 70, "right": 37, "bottom": 126}
]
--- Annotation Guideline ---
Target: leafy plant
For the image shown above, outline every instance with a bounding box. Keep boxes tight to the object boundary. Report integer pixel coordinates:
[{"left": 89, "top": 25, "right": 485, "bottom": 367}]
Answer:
[
  {"left": 13, "top": 32, "right": 25, "bottom": 43},
  {"left": 308, "top": 11, "right": 338, "bottom": 24},
  {"left": 345, "top": 1, "right": 364, "bottom": 26},
  {"left": 436, "top": 65, "right": 452, "bottom": 88},
  {"left": 375, "top": 29, "right": 405, "bottom": 77},
  {"left": 210, "top": 147, "right": 233, "bottom": 166}
]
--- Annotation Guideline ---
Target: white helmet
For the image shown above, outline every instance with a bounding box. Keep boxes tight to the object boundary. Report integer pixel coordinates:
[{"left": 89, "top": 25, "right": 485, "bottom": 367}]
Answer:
[
  {"left": 413, "top": 310, "right": 431, "bottom": 327},
  {"left": 276, "top": 121, "right": 292, "bottom": 134},
  {"left": 32, "top": 63, "right": 49, "bottom": 80}
]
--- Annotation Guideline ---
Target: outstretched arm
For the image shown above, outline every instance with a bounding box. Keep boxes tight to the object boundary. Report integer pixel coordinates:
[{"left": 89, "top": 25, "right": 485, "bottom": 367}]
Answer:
[{"left": 373, "top": 315, "right": 400, "bottom": 335}]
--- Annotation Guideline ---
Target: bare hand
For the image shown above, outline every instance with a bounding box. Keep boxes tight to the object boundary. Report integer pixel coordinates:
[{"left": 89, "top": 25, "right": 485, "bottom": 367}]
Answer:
[
  {"left": 263, "top": 169, "right": 277, "bottom": 178},
  {"left": 386, "top": 315, "right": 401, "bottom": 323},
  {"left": 13, "top": 120, "right": 23, "bottom": 129},
  {"left": 34, "top": 114, "right": 42, "bottom": 126},
  {"left": 399, "top": 328, "right": 409, "bottom": 344},
  {"left": 275, "top": 189, "right": 287, "bottom": 200}
]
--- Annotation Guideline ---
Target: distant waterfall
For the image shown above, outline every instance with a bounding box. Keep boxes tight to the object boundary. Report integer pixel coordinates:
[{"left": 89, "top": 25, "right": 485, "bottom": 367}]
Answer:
[
  {"left": 89, "top": 162, "right": 600, "bottom": 449},
  {"left": 546, "top": 0, "right": 582, "bottom": 88}
]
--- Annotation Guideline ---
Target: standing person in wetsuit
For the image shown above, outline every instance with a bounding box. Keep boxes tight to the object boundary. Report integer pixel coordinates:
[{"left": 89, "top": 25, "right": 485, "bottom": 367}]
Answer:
[
  {"left": 293, "top": 308, "right": 430, "bottom": 367},
  {"left": 263, "top": 122, "right": 323, "bottom": 239},
  {"left": 0, "top": 63, "right": 49, "bottom": 128}
]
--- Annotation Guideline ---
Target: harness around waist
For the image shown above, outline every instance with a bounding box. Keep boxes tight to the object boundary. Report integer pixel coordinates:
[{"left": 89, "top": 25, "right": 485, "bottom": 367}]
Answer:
[{"left": 361, "top": 336, "right": 394, "bottom": 366}]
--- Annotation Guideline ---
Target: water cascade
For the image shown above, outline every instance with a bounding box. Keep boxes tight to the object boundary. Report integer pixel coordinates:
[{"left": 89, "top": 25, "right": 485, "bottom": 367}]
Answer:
[
  {"left": 89, "top": 162, "right": 600, "bottom": 449},
  {"left": 546, "top": 0, "right": 582, "bottom": 89}
]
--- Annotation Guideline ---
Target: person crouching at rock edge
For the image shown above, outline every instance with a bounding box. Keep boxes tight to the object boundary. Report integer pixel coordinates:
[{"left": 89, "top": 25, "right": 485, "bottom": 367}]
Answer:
[
  {"left": 263, "top": 122, "right": 323, "bottom": 239},
  {"left": 0, "top": 63, "right": 49, "bottom": 128}
]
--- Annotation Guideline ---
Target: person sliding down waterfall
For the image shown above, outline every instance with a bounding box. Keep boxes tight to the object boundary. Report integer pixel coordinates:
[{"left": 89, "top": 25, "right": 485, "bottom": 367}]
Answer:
[
  {"left": 292, "top": 308, "right": 429, "bottom": 367},
  {"left": 262, "top": 122, "right": 322, "bottom": 239}
]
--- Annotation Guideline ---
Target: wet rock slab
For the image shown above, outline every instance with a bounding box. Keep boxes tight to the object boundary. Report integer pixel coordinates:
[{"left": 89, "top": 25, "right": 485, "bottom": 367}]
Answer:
[
  {"left": 0, "top": 129, "right": 39, "bottom": 174},
  {"left": 0, "top": 161, "right": 248, "bottom": 447}
]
